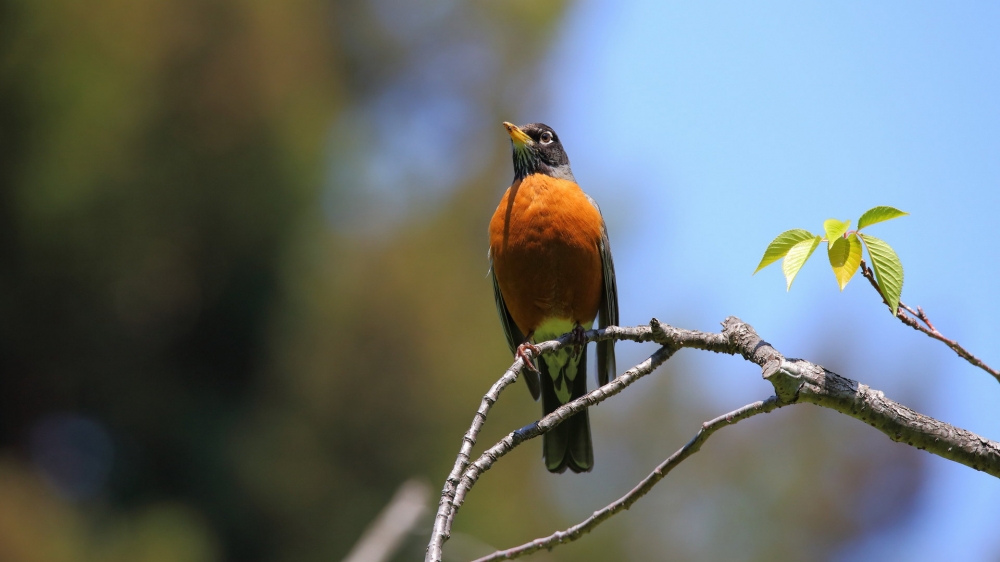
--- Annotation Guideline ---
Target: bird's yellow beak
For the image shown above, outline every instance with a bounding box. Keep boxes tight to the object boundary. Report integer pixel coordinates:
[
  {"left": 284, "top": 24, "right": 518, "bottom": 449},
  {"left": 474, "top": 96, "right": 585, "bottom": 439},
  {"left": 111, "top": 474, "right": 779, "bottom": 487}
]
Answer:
[{"left": 503, "top": 122, "right": 532, "bottom": 147}]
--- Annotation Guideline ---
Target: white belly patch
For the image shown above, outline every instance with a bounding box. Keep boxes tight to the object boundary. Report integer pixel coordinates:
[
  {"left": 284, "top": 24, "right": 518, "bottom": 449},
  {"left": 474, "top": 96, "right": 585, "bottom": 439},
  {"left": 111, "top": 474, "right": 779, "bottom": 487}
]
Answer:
[{"left": 535, "top": 318, "right": 593, "bottom": 403}]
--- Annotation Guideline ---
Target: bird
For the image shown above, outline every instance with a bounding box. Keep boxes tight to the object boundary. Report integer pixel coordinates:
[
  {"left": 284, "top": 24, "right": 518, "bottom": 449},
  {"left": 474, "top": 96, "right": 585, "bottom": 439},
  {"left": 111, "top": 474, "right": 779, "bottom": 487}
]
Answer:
[{"left": 488, "top": 121, "right": 618, "bottom": 473}]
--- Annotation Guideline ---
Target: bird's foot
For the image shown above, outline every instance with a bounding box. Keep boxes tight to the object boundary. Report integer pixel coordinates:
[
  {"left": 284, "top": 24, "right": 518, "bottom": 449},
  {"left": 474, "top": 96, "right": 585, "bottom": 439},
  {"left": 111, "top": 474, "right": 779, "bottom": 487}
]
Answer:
[
  {"left": 570, "top": 324, "right": 587, "bottom": 357},
  {"left": 516, "top": 342, "right": 541, "bottom": 373}
]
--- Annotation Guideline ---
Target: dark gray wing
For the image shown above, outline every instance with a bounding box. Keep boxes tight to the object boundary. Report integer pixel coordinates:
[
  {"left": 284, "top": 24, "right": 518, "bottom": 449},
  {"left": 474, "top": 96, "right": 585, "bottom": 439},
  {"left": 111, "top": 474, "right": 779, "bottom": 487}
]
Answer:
[
  {"left": 586, "top": 195, "right": 619, "bottom": 386},
  {"left": 489, "top": 253, "right": 540, "bottom": 400}
]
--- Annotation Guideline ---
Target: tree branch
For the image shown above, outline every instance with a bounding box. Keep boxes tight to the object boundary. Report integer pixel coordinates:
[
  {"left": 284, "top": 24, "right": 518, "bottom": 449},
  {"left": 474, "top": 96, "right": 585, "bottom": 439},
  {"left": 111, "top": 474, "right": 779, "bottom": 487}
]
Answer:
[
  {"left": 448, "top": 344, "right": 677, "bottom": 530},
  {"left": 426, "top": 318, "right": 1000, "bottom": 562},
  {"left": 723, "top": 316, "right": 1000, "bottom": 474},
  {"left": 427, "top": 324, "right": 683, "bottom": 562},
  {"left": 428, "top": 351, "right": 537, "bottom": 562},
  {"left": 859, "top": 259, "right": 1000, "bottom": 384},
  {"left": 470, "top": 397, "right": 784, "bottom": 562},
  {"left": 343, "top": 479, "right": 430, "bottom": 562}
]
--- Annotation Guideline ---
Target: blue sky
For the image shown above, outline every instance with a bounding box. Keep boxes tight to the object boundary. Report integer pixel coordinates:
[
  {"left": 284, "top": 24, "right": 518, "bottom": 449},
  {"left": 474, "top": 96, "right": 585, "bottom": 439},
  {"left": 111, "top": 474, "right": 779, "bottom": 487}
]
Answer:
[{"left": 531, "top": 2, "right": 1000, "bottom": 560}]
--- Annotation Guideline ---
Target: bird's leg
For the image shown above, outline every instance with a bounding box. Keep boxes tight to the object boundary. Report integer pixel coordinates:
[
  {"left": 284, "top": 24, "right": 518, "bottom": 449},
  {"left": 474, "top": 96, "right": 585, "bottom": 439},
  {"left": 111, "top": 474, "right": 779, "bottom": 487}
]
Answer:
[
  {"left": 570, "top": 323, "right": 586, "bottom": 358},
  {"left": 516, "top": 339, "right": 541, "bottom": 374}
]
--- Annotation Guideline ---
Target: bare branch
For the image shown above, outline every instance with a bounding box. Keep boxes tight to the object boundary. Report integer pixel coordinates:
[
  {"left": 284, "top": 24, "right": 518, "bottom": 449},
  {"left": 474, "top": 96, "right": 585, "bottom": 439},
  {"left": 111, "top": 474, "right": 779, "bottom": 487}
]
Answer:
[
  {"left": 428, "top": 353, "right": 534, "bottom": 562},
  {"left": 722, "top": 316, "right": 1000, "bottom": 475},
  {"left": 428, "top": 324, "right": 686, "bottom": 562},
  {"left": 426, "top": 318, "right": 1000, "bottom": 562},
  {"left": 449, "top": 344, "right": 677, "bottom": 527},
  {"left": 470, "top": 397, "right": 783, "bottom": 562},
  {"left": 343, "top": 479, "right": 430, "bottom": 562},
  {"left": 859, "top": 259, "right": 1000, "bottom": 384}
]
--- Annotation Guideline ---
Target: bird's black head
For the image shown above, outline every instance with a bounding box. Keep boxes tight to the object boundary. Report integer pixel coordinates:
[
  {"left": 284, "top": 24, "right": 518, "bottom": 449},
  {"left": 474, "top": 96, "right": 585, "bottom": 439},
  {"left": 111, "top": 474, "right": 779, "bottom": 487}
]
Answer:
[{"left": 503, "top": 122, "right": 575, "bottom": 181}]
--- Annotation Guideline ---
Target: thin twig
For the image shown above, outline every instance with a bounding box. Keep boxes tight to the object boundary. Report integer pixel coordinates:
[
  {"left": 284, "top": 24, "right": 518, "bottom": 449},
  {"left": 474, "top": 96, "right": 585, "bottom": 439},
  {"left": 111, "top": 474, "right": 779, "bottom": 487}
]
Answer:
[
  {"left": 470, "top": 397, "right": 783, "bottom": 562},
  {"left": 447, "top": 344, "right": 676, "bottom": 532},
  {"left": 916, "top": 306, "right": 937, "bottom": 332},
  {"left": 343, "top": 479, "right": 430, "bottom": 562},
  {"left": 429, "top": 322, "right": 710, "bottom": 560},
  {"left": 428, "top": 349, "right": 540, "bottom": 560},
  {"left": 859, "top": 260, "right": 1000, "bottom": 384}
]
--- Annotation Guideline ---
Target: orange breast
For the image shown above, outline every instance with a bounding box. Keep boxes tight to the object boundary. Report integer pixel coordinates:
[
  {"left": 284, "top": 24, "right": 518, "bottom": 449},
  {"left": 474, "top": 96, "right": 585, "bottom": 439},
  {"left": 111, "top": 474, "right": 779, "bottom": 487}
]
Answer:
[{"left": 489, "top": 173, "right": 605, "bottom": 336}]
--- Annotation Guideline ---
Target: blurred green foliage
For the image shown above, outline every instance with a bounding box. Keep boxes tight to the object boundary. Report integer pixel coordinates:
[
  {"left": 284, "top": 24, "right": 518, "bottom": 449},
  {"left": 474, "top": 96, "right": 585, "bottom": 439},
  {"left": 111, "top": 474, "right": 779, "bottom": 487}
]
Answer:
[{"left": 0, "top": 0, "right": 926, "bottom": 561}]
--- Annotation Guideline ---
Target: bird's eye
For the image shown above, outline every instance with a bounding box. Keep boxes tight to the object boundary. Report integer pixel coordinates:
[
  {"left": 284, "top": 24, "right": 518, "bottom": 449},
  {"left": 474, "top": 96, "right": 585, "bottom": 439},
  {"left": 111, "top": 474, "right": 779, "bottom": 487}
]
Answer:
[{"left": 539, "top": 131, "right": 553, "bottom": 144}]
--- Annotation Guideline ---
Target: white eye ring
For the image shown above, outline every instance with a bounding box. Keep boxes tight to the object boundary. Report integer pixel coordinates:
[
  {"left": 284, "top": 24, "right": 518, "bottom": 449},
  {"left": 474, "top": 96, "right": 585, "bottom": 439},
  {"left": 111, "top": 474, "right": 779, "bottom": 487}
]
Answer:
[{"left": 539, "top": 131, "right": 553, "bottom": 144}]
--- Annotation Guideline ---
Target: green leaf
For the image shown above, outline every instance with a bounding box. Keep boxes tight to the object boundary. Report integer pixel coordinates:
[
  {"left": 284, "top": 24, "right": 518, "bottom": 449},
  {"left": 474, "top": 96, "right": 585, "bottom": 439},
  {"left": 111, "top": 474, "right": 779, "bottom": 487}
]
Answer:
[
  {"left": 859, "top": 233, "right": 904, "bottom": 315},
  {"left": 828, "top": 233, "right": 863, "bottom": 291},
  {"left": 782, "top": 236, "right": 822, "bottom": 290},
  {"left": 823, "top": 218, "right": 851, "bottom": 249},
  {"left": 754, "top": 229, "right": 816, "bottom": 274},
  {"left": 857, "top": 206, "right": 908, "bottom": 230}
]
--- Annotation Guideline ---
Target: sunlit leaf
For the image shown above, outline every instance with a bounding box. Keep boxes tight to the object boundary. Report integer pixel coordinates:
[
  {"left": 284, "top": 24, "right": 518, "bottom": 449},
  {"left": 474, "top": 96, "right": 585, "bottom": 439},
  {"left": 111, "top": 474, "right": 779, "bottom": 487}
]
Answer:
[
  {"left": 823, "top": 218, "right": 850, "bottom": 249},
  {"left": 782, "top": 236, "right": 821, "bottom": 290},
  {"left": 828, "top": 233, "right": 863, "bottom": 291},
  {"left": 857, "top": 206, "right": 908, "bottom": 230},
  {"left": 754, "top": 229, "right": 815, "bottom": 274},
  {"left": 859, "top": 233, "right": 904, "bottom": 315}
]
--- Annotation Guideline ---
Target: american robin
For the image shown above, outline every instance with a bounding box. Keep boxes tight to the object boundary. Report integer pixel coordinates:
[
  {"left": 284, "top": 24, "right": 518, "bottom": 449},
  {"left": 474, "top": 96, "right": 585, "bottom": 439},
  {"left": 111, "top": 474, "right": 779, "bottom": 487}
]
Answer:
[{"left": 488, "top": 122, "right": 618, "bottom": 473}]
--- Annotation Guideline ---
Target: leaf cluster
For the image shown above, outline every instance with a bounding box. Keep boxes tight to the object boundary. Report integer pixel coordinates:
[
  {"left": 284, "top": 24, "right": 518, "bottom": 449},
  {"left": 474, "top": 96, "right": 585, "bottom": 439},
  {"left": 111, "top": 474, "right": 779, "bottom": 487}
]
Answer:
[{"left": 754, "top": 206, "right": 907, "bottom": 315}]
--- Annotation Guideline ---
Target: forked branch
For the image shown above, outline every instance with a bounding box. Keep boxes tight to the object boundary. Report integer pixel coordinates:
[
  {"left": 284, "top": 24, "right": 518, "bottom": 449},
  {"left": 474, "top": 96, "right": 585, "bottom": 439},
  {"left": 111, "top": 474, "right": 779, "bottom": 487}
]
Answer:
[
  {"left": 471, "top": 397, "right": 784, "bottom": 561},
  {"left": 426, "top": 317, "right": 1000, "bottom": 562}
]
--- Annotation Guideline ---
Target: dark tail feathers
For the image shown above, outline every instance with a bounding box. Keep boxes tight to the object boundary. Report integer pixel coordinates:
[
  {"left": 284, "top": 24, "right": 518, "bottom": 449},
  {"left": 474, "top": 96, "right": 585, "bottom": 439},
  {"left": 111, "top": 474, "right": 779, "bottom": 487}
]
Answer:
[{"left": 539, "top": 346, "right": 593, "bottom": 473}]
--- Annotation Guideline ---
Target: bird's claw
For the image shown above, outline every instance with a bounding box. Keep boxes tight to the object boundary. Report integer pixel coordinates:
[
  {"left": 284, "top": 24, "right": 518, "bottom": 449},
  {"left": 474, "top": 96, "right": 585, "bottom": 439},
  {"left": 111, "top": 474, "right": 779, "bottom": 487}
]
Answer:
[
  {"left": 516, "top": 342, "right": 541, "bottom": 373},
  {"left": 570, "top": 324, "right": 586, "bottom": 357}
]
